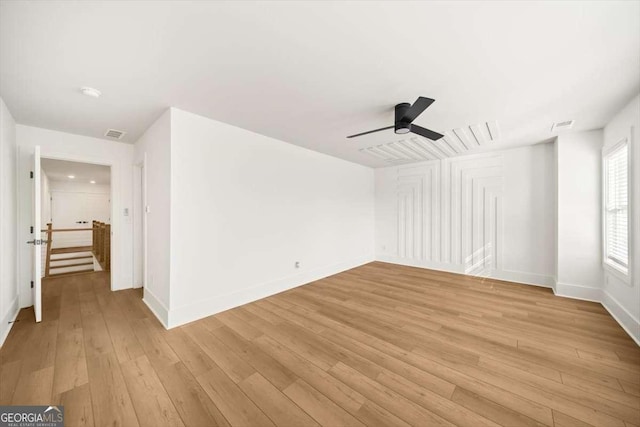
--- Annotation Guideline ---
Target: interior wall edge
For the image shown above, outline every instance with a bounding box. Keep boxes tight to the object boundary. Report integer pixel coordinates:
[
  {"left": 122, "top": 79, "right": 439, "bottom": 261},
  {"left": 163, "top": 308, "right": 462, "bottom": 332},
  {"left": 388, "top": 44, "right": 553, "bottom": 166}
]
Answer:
[
  {"left": 142, "top": 285, "right": 169, "bottom": 329},
  {"left": 165, "top": 254, "right": 374, "bottom": 329}
]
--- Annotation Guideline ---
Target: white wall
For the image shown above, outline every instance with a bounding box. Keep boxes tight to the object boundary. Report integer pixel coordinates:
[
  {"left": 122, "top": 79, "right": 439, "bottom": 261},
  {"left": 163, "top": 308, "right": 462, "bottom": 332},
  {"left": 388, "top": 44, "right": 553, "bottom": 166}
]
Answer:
[
  {"left": 603, "top": 94, "right": 640, "bottom": 342},
  {"left": 49, "top": 180, "right": 109, "bottom": 194},
  {"left": 133, "top": 109, "right": 172, "bottom": 324},
  {"left": 16, "top": 125, "right": 134, "bottom": 307},
  {"left": 555, "top": 131, "right": 604, "bottom": 299},
  {"left": 48, "top": 182, "right": 110, "bottom": 249},
  {"left": 134, "top": 108, "right": 375, "bottom": 327},
  {"left": 375, "top": 144, "right": 556, "bottom": 286},
  {"left": 0, "top": 97, "right": 18, "bottom": 346}
]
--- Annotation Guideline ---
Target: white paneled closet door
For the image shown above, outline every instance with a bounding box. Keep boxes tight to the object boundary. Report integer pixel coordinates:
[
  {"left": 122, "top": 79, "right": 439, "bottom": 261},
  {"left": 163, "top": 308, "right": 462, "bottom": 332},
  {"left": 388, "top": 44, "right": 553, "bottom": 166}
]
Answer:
[{"left": 51, "top": 191, "right": 110, "bottom": 248}]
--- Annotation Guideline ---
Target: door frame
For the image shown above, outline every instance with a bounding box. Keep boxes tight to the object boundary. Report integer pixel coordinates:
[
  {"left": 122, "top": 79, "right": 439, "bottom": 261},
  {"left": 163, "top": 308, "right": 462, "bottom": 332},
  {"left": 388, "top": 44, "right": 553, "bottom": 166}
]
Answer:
[
  {"left": 36, "top": 152, "right": 115, "bottom": 291},
  {"left": 133, "top": 157, "right": 147, "bottom": 289}
]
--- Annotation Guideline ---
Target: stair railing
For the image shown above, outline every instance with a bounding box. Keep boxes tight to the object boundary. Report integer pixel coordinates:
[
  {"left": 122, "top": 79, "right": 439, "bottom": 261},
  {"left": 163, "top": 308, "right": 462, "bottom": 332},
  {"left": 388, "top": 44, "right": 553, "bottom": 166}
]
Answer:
[
  {"left": 91, "top": 221, "right": 111, "bottom": 271},
  {"left": 41, "top": 221, "right": 111, "bottom": 277}
]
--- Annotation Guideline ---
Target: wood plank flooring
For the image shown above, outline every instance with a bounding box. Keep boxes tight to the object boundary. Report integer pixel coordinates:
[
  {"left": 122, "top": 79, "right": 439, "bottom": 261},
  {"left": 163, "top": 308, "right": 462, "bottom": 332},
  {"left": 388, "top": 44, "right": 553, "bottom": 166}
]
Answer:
[{"left": 1, "top": 262, "right": 638, "bottom": 427}]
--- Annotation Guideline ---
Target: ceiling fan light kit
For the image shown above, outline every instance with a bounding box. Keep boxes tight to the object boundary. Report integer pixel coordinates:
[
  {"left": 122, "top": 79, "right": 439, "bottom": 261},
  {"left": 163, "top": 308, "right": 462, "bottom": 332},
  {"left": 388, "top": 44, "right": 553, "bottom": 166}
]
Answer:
[
  {"left": 394, "top": 103, "right": 412, "bottom": 134},
  {"left": 347, "top": 96, "right": 444, "bottom": 141}
]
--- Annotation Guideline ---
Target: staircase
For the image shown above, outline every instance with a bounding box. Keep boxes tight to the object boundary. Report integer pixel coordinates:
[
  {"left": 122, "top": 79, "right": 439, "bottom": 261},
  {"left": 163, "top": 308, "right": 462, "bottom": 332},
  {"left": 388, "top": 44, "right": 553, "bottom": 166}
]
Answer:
[
  {"left": 43, "top": 221, "right": 111, "bottom": 278},
  {"left": 48, "top": 246, "right": 95, "bottom": 276}
]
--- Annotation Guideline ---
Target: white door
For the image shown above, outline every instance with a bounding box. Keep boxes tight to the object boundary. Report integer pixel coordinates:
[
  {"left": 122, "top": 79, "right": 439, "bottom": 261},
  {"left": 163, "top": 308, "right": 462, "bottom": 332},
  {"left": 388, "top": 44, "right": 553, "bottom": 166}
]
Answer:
[{"left": 31, "top": 146, "right": 42, "bottom": 322}]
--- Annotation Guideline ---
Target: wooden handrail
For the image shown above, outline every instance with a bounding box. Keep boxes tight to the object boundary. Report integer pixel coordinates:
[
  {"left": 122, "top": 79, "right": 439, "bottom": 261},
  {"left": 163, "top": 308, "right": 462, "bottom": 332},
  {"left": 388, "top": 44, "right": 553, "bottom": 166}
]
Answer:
[{"left": 41, "top": 227, "right": 94, "bottom": 232}]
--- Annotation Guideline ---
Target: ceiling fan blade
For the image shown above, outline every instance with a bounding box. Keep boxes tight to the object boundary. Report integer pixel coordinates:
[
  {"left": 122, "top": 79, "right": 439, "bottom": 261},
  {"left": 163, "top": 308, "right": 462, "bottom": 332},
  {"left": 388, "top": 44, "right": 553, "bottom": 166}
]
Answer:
[
  {"left": 400, "top": 97, "right": 436, "bottom": 123},
  {"left": 346, "top": 125, "right": 394, "bottom": 138},
  {"left": 411, "top": 125, "right": 444, "bottom": 141}
]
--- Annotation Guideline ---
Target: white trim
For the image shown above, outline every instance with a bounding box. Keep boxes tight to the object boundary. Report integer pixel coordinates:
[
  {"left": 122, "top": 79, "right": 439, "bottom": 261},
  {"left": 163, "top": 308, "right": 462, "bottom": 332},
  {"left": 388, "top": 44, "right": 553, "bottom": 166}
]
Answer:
[
  {"left": 133, "top": 157, "right": 146, "bottom": 289},
  {"left": 376, "top": 255, "right": 555, "bottom": 289},
  {"left": 603, "top": 260, "right": 630, "bottom": 283},
  {"left": 0, "top": 296, "right": 20, "bottom": 347},
  {"left": 553, "top": 282, "right": 602, "bottom": 303},
  {"left": 142, "top": 286, "right": 169, "bottom": 328},
  {"left": 167, "top": 254, "right": 374, "bottom": 328},
  {"left": 602, "top": 138, "right": 630, "bottom": 285},
  {"left": 31, "top": 151, "right": 118, "bottom": 293},
  {"left": 602, "top": 290, "right": 640, "bottom": 346}
]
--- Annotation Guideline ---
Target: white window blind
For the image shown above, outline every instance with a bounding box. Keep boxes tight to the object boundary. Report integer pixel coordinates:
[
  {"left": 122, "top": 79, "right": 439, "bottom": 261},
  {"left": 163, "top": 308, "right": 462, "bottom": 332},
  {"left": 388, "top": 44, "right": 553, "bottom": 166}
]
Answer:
[{"left": 604, "top": 142, "right": 628, "bottom": 272}]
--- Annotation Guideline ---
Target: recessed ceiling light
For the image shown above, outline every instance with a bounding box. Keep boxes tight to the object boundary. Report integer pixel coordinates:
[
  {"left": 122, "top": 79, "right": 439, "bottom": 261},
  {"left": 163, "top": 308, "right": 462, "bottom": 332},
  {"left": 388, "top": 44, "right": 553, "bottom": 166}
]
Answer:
[
  {"left": 90, "top": 180, "right": 96, "bottom": 184},
  {"left": 67, "top": 175, "right": 75, "bottom": 179},
  {"left": 80, "top": 87, "right": 101, "bottom": 98}
]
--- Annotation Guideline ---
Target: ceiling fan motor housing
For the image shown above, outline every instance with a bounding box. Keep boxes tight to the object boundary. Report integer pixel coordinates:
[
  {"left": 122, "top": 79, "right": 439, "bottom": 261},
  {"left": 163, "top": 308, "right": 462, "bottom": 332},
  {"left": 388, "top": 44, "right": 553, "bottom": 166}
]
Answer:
[{"left": 394, "top": 103, "right": 412, "bottom": 134}]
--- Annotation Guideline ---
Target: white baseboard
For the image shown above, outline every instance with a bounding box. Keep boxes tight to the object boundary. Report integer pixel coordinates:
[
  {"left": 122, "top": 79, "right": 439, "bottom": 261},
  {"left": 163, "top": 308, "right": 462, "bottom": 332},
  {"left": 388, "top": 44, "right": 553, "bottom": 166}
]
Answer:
[
  {"left": 554, "top": 282, "right": 603, "bottom": 302},
  {"left": 142, "top": 287, "right": 169, "bottom": 329},
  {"left": 488, "top": 269, "right": 555, "bottom": 288},
  {"left": 167, "top": 254, "right": 375, "bottom": 329},
  {"left": 602, "top": 291, "right": 640, "bottom": 346},
  {"left": 376, "top": 255, "right": 554, "bottom": 288},
  {"left": 0, "top": 296, "right": 20, "bottom": 347}
]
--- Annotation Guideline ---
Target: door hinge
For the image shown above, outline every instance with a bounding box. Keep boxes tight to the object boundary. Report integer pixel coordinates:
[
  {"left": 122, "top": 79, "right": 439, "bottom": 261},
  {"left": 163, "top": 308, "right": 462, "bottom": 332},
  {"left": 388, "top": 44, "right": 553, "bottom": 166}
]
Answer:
[
  {"left": 30, "top": 281, "right": 33, "bottom": 289},
  {"left": 30, "top": 171, "right": 33, "bottom": 179},
  {"left": 30, "top": 226, "right": 33, "bottom": 233}
]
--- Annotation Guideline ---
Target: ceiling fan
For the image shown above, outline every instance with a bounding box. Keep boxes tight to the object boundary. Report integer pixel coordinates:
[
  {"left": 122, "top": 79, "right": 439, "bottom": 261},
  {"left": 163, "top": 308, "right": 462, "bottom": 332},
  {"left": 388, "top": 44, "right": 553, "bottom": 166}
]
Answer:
[{"left": 347, "top": 97, "right": 444, "bottom": 141}]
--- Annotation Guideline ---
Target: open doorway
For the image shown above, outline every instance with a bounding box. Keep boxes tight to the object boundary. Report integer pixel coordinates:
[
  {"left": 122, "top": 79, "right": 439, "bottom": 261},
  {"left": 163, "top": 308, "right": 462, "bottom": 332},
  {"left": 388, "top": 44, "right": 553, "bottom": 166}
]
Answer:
[{"left": 39, "top": 158, "right": 112, "bottom": 278}]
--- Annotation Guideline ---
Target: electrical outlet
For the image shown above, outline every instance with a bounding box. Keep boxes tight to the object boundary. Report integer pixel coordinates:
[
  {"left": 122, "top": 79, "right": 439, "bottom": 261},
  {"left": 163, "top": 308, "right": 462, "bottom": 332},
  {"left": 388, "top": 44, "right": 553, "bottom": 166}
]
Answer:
[{"left": 295, "top": 261, "right": 300, "bottom": 269}]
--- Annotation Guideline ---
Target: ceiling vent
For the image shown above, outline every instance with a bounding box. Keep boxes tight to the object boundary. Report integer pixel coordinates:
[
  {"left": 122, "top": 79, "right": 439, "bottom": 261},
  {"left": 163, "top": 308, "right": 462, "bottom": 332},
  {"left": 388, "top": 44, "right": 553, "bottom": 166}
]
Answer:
[
  {"left": 104, "top": 129, "right": 126, "bottom": 139},
  {"left": 551, "top": 120, "right": 574, "bottom": 132}
]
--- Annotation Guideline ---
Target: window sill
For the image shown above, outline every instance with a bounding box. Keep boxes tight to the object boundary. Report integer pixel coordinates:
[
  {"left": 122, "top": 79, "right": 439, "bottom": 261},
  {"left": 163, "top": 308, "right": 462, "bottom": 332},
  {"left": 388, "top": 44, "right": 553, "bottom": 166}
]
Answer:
[{"left": 603, "top": 261, "right": 630, "bottom": 285}]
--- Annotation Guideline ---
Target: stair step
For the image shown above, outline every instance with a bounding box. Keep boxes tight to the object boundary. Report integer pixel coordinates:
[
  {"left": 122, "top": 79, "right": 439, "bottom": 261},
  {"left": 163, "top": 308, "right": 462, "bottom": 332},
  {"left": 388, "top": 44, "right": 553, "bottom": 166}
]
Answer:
[
  {"left": 51, "top": 246, "right": 93, "bottom": 255},
  {"left": 50, "top": 261, "right": 94, "bottom": 269},
  {"left": 50, "top": 254, "right": 93, "bottom": 261}
]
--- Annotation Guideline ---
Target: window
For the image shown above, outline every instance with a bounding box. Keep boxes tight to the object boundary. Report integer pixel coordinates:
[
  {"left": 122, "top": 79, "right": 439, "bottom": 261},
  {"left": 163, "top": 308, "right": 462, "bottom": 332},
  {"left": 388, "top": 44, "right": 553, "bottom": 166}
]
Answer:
[{"left": 603, "top": 141, "right": 629, "bottom": 274}]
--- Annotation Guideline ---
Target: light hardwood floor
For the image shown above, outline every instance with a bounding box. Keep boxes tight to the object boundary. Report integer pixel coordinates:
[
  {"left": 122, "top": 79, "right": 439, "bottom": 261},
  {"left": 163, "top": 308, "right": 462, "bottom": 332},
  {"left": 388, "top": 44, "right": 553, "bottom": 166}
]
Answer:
[{"left": 1, "top": 262, "right": 638, "bottom": 427}]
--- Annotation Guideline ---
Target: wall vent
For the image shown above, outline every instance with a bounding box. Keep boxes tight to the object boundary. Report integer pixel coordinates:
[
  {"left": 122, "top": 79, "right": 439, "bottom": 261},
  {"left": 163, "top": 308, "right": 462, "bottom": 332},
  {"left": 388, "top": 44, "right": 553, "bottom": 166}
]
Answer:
[
  {"left": 104, "top": 129, "right": 126, "bottom": 139},
  {"left": 551, "top": 120, "right": 574, "bottom": 132}
]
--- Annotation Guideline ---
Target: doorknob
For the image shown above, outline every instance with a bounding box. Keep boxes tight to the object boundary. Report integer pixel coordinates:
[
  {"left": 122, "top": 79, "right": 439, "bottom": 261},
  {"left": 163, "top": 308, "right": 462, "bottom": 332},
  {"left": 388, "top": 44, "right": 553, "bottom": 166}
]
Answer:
[{"left": 26, "top": 239, "right": 48, "bottom": 245}]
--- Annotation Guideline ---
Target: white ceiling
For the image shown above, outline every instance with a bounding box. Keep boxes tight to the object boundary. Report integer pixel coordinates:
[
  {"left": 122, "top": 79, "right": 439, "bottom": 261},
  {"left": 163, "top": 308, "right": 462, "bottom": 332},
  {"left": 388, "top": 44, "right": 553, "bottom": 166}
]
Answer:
[
  {"left": 1, "top": 1, "right": 638, "bottom": 168},
  {"left": 41, "top": 158, "right": 110, "bottom": 185}
]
